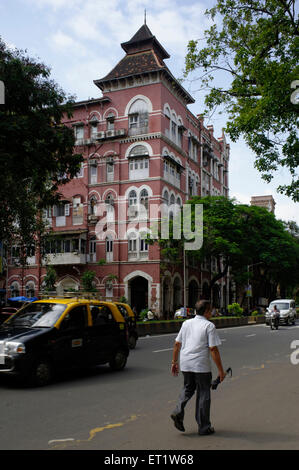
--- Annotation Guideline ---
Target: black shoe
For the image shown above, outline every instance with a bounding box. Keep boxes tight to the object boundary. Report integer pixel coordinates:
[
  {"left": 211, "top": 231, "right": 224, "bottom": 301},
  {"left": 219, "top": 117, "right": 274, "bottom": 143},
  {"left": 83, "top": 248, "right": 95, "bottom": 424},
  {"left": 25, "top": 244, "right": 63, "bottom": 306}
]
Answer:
[
  {"left": 199, "top": 426, "right": 215, "bottom": 436},
  {"left": 171, "top": 414, "right": 185, "bottom": 432}
]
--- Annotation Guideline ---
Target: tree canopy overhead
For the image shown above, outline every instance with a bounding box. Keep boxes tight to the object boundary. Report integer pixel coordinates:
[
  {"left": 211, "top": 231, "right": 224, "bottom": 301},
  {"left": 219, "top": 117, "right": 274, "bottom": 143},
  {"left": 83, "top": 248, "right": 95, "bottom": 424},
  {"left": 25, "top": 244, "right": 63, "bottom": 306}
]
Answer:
[
  {"left": 185, "top": 0, "right": 299, "bottom": 201},
  {"left": 0, "top": 38, "right": 83, "bottom": 245},
  {"left": 156, "top": 196, "right": 299, "bottom": 299}
]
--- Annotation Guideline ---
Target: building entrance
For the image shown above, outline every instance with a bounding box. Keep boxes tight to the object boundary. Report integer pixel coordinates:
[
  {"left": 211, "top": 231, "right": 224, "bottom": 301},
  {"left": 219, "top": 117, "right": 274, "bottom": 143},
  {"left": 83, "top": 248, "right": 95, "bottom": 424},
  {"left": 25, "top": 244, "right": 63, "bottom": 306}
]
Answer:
[{"left": 129, "top": 276, "right": 148, "bottom": 317}]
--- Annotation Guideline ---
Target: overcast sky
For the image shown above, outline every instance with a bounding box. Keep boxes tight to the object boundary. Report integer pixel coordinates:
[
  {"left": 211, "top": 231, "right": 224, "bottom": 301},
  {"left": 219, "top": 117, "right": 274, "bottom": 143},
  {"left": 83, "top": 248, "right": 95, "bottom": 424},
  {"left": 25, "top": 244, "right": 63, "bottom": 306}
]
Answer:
[{"left": 1, "top": 0, "right": 298, "bottom": 223}]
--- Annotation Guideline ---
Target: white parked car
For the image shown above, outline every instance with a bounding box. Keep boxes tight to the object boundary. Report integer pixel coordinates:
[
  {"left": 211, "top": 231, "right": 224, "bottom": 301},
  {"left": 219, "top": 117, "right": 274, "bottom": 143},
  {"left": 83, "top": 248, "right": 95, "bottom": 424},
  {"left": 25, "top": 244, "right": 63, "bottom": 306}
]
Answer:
[{"left": 265, "top": 299, "right": 296, "bottom": 326}]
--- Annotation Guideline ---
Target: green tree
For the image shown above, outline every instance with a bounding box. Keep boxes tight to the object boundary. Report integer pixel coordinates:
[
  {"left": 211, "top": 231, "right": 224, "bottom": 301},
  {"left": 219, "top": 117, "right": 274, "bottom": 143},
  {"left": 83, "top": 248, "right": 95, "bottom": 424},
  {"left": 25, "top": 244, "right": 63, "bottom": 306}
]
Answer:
[
  {"left": 154, "top": 196, "right": 299, "bottom": 300},
  {"left": 43, "top": 265, "right": 57, "bottom": 292},
  {"left": 185, "top": 0, "right": 299, "bottom": 201},
  {"left": 81, "top": 270, "right": 96, "bottom": 292},
  {"left": 0, "top": 38, "right": 83, "bottom": 245}
]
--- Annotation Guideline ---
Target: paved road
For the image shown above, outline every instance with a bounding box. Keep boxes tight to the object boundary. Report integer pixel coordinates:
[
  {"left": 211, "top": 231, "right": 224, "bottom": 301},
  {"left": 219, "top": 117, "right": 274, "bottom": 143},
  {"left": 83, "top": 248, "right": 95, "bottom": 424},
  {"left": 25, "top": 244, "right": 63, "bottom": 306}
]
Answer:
[{"left": 1, "top": 322, "right": 299, "bottom": 450}]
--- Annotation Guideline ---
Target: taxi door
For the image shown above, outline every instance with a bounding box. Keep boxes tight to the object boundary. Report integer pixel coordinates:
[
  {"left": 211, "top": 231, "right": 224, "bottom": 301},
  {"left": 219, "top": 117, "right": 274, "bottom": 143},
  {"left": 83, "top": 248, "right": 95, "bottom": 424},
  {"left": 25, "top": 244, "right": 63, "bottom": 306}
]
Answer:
[
  {"left": 89, "top": 304, "right": 120, "bottom": 365},
  {"left": 54, "top": 305, "right": 89, "bottom": 368}
]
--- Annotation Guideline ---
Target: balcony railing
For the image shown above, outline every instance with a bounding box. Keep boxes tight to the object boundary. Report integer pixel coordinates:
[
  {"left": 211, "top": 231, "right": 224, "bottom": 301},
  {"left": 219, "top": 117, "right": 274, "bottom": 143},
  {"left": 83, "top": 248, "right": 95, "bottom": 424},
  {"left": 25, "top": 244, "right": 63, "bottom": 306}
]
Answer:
[
  {"left": 43, "top": 253, "right": 86, "bottom": 265},
  {"left": 128, "top": 126, "right": 148, "bottom": 137}
]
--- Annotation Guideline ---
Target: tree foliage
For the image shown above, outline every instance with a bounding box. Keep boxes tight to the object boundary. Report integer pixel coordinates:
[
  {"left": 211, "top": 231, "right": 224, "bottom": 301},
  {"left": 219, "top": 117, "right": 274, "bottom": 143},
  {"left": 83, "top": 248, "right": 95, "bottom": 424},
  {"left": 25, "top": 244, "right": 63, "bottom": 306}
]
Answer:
[
  {"left": 0, "top": 38, "right": 83, "bottom": 245},
  {"left": 156, "top": 196, "right": 299, "bottom": 297},
  {"left": 185, "top": 0, "right": 299, "bottom": 201}
]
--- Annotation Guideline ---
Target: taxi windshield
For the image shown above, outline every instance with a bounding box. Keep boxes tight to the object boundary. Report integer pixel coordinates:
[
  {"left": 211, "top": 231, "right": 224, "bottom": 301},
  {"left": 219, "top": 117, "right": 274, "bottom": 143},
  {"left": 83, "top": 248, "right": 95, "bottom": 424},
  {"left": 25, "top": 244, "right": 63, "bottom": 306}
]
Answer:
[{"left": 4, "top": 302, "right": 67, "bottom": 328}]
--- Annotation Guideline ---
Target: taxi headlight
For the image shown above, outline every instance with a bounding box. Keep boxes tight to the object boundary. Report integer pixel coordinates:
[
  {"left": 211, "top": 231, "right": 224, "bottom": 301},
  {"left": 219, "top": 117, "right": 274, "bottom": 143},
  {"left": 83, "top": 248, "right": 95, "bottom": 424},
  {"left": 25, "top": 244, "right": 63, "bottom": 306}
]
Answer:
[{"left": 4, "top": 342, "right": 26, "bottom": 355}]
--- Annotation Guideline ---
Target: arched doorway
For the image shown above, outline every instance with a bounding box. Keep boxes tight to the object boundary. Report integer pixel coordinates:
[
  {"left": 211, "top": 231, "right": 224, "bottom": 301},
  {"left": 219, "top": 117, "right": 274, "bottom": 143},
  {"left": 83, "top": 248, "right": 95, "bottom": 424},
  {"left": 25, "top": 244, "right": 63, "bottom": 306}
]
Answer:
[
  {"left": 129, "top": 276, "right": 148, "bottom": 317},
  {"left": 57, "top": 276, "right": 79, "bottom": 294},
  {"left": 188, "top": 280, "right": 199, "bottom": 308}
]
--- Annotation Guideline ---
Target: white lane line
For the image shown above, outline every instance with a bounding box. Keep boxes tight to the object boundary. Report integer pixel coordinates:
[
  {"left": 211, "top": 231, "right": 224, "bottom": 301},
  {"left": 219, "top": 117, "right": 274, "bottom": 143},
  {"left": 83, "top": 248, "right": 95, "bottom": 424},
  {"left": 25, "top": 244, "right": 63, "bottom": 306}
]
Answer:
[
  {"left": 48, "top": 438, "right": 75, "bottom": 445},
  {"left": 245, "top": 334, "right": 256, "bottom": 337},
  {"left": 140, "top": 333, "right": 178, "bottom": 340},
  {"left": 153, "top": 348, "right": 173, "bottom": 353}
]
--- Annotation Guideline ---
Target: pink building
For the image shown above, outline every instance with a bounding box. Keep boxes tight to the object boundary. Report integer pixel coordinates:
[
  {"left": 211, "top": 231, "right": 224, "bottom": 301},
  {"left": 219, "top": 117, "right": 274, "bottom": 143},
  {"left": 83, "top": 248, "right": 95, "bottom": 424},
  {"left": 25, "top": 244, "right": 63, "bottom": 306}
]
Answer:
[{"left": 6, "top": 23, "right": 231, "bottom": 316}]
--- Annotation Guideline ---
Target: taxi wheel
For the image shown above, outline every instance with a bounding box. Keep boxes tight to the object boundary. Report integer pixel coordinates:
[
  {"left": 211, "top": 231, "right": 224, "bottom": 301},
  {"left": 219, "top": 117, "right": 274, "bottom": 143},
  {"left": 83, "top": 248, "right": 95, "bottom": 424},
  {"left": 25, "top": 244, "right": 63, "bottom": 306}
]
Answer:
[
  {"left": 109, "top": 350, "right": 127, "bottom": 371},
  {"left": 128, "top": 335, "right": 137, "bottom": 350},
  {"left": 32, "top": 361, "right": 52, "bottom": 386}
]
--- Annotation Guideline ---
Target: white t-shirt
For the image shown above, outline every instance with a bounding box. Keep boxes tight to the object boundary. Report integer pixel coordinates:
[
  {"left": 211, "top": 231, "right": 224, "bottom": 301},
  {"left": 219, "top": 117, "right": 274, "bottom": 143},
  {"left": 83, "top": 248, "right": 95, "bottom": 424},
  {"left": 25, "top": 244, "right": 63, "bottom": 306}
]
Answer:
[{"left": 175, "top": 315, "right": 222, "bottom": 373}]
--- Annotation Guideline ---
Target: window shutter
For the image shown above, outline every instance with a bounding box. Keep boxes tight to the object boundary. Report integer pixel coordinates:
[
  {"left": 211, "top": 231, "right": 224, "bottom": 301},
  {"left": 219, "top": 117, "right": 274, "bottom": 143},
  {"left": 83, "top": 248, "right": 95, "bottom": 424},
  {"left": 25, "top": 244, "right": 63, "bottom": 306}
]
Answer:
[
  {"left": 53, "top": 205, "right": 57, "bottom": 217},
  {"left": 65, "top": 204, "right": 70, "bottom": 216}
]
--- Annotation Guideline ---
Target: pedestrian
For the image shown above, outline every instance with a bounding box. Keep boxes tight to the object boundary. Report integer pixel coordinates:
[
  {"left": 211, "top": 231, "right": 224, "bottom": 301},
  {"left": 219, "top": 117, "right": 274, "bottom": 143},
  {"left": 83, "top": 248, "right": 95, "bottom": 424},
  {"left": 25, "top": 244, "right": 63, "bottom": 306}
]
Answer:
[{"left": 170, "top": 299, "right": 225, "bottom": 435}]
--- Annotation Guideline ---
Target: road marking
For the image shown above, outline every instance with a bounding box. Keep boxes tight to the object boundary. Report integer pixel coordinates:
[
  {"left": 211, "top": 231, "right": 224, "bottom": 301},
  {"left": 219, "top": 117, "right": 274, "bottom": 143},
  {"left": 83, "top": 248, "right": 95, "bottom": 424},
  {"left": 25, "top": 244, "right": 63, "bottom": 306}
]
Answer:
[
  {"left": 48, "top": 438, "right": 75, "bottom": 445},
  {"left": 140, "top": 333, "right": 177, "bottom": 340},
  {"left": 245, "top": 334, "right": 256, "bottom": 337},
  {"left": 153, "top": 348, "right": 173, "bottom": 353},
  {"left": 48, "top": 415, "right": 139, "bottom": 449}
]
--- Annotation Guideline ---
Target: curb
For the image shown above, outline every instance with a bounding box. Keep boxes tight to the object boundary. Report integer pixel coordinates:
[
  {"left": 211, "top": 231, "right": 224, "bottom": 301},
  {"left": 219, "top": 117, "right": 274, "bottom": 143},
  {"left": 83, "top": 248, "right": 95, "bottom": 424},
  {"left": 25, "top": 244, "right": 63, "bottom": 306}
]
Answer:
[{"left": 137, "top": 316, "right": 266, "bottom": 337}]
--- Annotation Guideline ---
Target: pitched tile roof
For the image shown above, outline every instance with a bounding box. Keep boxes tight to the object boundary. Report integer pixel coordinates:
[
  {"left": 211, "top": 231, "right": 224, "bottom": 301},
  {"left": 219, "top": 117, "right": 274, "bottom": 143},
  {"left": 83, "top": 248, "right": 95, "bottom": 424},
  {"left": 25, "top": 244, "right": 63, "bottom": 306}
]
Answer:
[{"left": 98, "top": 50, "right": 164, "bottom": 82}]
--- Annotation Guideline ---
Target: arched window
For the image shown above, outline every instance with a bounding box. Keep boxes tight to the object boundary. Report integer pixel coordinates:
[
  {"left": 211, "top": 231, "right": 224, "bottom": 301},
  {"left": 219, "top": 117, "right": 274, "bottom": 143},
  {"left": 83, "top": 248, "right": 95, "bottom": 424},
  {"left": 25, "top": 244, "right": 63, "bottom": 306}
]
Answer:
[
  {"left": 89, "top": 115, "right": 99, "bottom": 139},
  {"left": 128, "top": 145, "right": 149, "bottom": 180},
  {"left": 129, "top": 190, "right": 137, "bottom": 206},
  {"left": 128, "top": 99, "right": 148, "bottom": 136},
  {"left": 73, "top": 196, "right": 83, "bottom": 225},
  {"left": 89, "top": 196, "right": 97, "bottom": 216},
  {"left": 140, "top": 189, "right": 149, "bottom": 210},
  {"left": 25, "top": 281, "right": 35, "bottom": 298},
  {"left": 10, "top": 282, "right": 20, "bottom": 297},
  {"left": 105, "top": 193, "right": 114, "bottom": 222},
  {"left": 171, "top": 113, "right": 177, "bottom": 142},
  {"left": 106, "top": 112, "right": 115, "bottom": 131},
  {"left": 163, "top": 190, "right": 169, "bottom": 206}
]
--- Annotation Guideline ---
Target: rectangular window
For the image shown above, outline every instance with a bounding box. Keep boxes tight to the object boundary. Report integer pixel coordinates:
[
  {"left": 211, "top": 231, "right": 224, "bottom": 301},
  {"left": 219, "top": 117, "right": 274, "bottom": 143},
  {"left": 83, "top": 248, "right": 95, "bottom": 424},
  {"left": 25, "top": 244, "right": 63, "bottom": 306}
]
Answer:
[
  {"left": 106, "top": 162, "right": 114, "bottom": 182},
  {"left": 140, "top": 239, "right": 148, "bottom": 252},
  {"left": 90, "top": 124, "right": 98, "bottom": 138},
  {"left": 90, "top": 165, "right": 97, "bottom": 184},
  {"left": 74, "top": 125, "right": 84, "bottom": 140},
  {"left": 129, "top": 239, "right": 137, "bottom": 252}
]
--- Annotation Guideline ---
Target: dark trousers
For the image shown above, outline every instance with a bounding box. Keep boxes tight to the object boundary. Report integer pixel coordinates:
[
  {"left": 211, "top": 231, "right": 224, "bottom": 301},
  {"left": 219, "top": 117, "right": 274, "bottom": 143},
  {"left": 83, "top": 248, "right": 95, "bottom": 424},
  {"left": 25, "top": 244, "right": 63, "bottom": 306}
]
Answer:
[{"left": 173, "top": 371, "right": 212, "bottom": 433}]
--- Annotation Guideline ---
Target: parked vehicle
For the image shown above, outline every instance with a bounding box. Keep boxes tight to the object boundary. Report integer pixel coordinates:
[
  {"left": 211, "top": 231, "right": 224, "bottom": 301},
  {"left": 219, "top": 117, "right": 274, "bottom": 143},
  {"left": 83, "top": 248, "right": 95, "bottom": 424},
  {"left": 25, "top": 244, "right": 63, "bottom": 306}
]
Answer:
[
  {"left": 174, "top": 307, "right": 195, "bottom": 319},
  {"left": 0, "top": 299, "right": 129, "bottom": 386},
  {"left": 265, "top": 299, "right": 296, "bottom": 326},
  {"left": 113, "top": 302, "right": 138, "bottom": 349}
]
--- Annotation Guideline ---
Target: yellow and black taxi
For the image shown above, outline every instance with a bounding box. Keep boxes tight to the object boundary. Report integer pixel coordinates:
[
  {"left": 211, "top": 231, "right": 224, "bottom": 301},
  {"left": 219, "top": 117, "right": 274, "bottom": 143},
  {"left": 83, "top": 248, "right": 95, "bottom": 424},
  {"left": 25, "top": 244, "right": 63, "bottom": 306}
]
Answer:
[
  {"left": 113, "top": 302, "right": 138, "bottom": 349},
  {"left": 0, "top": 299, "right": 129, "bottom": 386}
]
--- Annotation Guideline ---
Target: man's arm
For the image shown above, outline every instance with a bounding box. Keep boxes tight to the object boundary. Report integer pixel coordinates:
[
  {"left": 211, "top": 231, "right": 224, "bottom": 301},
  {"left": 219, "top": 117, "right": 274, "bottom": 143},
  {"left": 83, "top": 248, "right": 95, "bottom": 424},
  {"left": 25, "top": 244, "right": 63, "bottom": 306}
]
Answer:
[
  {"left": 209, "top": 346, "right": 225, "bottom": 382},
  {"left": 171, "top": 341, "right": 181, "bottom": 376}
]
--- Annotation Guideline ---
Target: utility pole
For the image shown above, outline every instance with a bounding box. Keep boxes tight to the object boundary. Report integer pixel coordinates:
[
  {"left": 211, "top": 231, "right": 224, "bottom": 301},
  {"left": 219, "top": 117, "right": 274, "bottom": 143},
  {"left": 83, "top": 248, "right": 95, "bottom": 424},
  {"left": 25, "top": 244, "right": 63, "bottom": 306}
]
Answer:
[{"left": 183, "top": 248, "right": 186, "bottom": 311}]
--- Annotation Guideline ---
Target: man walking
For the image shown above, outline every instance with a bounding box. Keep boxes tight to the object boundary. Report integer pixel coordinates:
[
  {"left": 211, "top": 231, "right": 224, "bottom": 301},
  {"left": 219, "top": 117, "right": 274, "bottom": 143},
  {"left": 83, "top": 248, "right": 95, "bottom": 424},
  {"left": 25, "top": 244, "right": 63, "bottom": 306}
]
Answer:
[{"left": 171, "top": 300, "right": 225, "bottom": 435}]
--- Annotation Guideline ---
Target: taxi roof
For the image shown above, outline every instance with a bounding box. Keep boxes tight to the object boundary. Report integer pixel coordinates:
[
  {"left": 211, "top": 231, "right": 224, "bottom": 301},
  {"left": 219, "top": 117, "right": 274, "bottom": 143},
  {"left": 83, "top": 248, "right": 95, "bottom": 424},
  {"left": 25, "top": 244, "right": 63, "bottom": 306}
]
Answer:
[{"left": 33, "top": 298, "right": 125, "bottom": 323}]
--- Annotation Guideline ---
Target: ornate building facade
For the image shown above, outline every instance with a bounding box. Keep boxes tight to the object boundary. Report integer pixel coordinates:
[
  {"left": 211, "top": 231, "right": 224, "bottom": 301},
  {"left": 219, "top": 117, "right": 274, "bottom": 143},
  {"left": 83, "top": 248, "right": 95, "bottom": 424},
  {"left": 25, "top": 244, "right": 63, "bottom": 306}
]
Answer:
[{"left": 6, "top": 23, "right": 231, "bottom": 316}]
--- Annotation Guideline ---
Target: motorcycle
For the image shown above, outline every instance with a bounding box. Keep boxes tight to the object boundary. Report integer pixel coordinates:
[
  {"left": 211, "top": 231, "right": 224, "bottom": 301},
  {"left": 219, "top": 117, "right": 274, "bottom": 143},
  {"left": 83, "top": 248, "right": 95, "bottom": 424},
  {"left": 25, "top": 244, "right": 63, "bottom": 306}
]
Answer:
[{"left": 269, "top": 310, "right": 280, "bottom": 330}]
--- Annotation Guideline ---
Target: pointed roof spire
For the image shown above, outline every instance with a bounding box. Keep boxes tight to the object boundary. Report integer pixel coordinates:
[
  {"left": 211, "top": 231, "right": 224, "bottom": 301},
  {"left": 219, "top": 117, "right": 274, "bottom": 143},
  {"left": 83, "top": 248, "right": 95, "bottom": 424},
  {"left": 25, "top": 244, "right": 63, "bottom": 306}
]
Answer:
[
  {"left": 144, "top": 9, "right": 147, "bottom": 25},
  {"left": 121, "top": 23, "right": 170, "bottom": 59}
]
